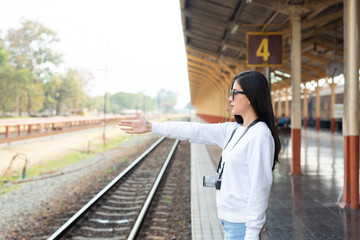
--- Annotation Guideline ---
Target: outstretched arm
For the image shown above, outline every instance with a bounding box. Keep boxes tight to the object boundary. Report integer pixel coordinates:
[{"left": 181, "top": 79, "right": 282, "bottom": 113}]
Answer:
[
  {"left": 119, "top": 112, "right": 233, "bottom": 148},
  {"left": 118, "top": 112, "right": 152, "bottom": 134}
]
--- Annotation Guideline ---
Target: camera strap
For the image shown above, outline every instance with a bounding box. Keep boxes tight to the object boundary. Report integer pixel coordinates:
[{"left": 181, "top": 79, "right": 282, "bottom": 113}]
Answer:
[{"left": 216, "top": 119, "right": 260, "bottom": 177}]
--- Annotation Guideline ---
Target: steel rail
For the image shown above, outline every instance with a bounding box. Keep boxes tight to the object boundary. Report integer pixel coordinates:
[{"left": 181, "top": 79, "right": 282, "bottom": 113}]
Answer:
[
  {"left": 127, "top": 139, "right": 180, "bottom": 240},
  {"left": 47, "top": 136, "right": 166, "bottom": 240}
]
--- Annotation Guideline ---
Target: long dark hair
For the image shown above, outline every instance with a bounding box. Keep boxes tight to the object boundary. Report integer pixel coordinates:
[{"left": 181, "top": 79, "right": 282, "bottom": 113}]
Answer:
[{"left": 232, "top": 70, "right": 281, "bottom": 170}]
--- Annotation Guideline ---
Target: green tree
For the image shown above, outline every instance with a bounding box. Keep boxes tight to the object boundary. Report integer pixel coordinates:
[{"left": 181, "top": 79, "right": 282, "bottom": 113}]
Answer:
[
  {"left": 0, "top": 65, "right": 15, "bottom": 116},
  {"left": 108, "top": 92, "right": 157, "bottom": 113},
  {"left": 43, "top": 69, "right": 91, "bottom": 116},
  {"left": 89, "top": 95, "right": 105, "bottom": 114},
  {"left": 0, "top": 45, "right": 31, "bottom": 116},
  {"left": 0, "top": 45, "right": 6, "bottom": 66},
  {"left": 13, "top": 68, "right": 33, "bottom": 116},
  {"left": 63, "top": 69, "right": 89, "bottom": 113},
  {"left": 45, "top": 69, "right": 89, "bottom": 115},
  {"left": 5, "top": 20, "right": 62, "bottom": 115},
  {"left": 157, "top": 89, "right": 178, "bottom": 113},
  {"left": 43, "top": 74, "right": 61, "bottom": 116},
  {"left": 185, "top": 102, "right": 195, "bottom": 111}
]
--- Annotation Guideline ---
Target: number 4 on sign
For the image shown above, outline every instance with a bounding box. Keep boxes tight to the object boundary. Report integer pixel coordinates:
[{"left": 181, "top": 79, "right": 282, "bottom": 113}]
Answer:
[{"left": 256, "top": 38, "right": 270, "bottom": 61}]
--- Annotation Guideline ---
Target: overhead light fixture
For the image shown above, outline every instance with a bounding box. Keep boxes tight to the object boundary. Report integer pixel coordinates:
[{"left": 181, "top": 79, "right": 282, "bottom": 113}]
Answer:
[
  {"left": 274, "top": 70, "right": 283, "bottom": 75},
  {"left": 231, "top": 24, "right": 239, "bottom": 34},
  {"left": 283, "top": 73, "right": 291, "bottom": 78}
]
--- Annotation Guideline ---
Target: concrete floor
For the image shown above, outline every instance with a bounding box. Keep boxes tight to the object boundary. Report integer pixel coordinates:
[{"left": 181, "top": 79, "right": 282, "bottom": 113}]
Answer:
[{"left": 191, "top": 127, "right": 360, "bottom": 239}]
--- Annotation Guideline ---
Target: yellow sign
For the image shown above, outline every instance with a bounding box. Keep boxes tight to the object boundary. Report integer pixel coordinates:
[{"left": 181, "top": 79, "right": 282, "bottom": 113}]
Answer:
[{"left": 247, "top": 32, "right": 284, "bottom": 67}]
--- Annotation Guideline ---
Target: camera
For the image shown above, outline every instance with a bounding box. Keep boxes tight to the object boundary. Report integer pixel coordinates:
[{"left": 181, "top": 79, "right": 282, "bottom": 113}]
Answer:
[{"left": 203, "top": 175, "right": 221, "bottom": 190}]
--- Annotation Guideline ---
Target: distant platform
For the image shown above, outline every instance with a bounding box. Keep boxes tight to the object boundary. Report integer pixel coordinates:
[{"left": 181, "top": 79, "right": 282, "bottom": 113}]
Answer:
[{"left": 190, "top": 117, "right": 360, "bottom": 239}]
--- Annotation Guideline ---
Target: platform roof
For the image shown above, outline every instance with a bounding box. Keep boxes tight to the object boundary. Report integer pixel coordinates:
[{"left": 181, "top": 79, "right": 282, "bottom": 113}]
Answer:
[{"left": 180, "top": 0, "right": 344, "bottom": 102}]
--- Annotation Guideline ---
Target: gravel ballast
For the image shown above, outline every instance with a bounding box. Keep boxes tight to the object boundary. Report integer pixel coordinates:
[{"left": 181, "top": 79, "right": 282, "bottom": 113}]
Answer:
[{"left": 0, "top": 127, "right": 159, "bottom": 239}]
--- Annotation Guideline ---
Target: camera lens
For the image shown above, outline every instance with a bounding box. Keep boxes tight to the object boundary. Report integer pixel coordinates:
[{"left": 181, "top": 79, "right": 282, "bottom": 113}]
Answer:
[{"left": 203, "top": 176, "right": 216, "bottom": 187}]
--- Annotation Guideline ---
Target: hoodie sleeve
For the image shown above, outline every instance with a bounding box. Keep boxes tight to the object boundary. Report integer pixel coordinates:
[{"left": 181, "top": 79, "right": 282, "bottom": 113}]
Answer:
[
  {"left": 244, "top": 129, "right": 274, "bottom": 240},
  {"left": 152, "top": 121, "right": 232, "bottom": 148}
]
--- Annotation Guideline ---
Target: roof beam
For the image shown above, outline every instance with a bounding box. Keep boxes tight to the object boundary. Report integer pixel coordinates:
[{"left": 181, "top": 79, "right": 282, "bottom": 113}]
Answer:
[
  {"left": 306, "top": 6, "right": 328, "bottom": 20},
  {"left": 301, "top": 63, "right": 326, "bottom": 77},
  {"left": 188, "top": 61, "right": 227, "bottom": 87},
  {"left": 302, "top": 53, "right": 331, "bottom": 65},
  {"left": 188, "top": 53, "right": 232, "bottom": 82},
  {"left": 253, "top": 0, "right": 342, "bottom": 15},
  {"left": 275, "top": 66, "right": 316, "bottom": 82},
  {"left": 188, "top": 62, "right": 224, "bottom": 85},
  {"left": 188, "top": 69, "right": 222, "bottom": 91},
  {"left": 187, "top": 44, "right": 245, "bottom": 64},
  {"left": 186, "top": 30, "right": 245, "bottom": 53},
  {"left": 181, "top": 8, "right": 229, "bottom": 28},
  {"left": 302, "top": 19, "right": 343, "bottom": 40},
  {"left": 261, "top": 11, "right": 280, "bottom": 31},
  {"left": 302, "top": 9, "right": 342, "bottom": 30},
  {"left": 217, "top": 0, "right": 246, "bottom": 58},
  {"left": 278, "top": 8, "right": 342, "bottom": 38}
]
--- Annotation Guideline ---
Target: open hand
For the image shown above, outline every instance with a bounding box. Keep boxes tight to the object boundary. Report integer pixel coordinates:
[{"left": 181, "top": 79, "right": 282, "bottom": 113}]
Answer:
[{"left": 118, "top": 112, "right": 152, "bottom": 134}]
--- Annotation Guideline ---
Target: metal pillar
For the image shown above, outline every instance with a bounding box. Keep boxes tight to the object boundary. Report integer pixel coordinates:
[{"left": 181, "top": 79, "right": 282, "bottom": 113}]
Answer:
[
  {"left": 315, "top": 86, "right": 321, "bottom": 132},
  {"left": 303, "top": 88, "right": 308, "bottom": 129},
  {"left": 343, "top": 0, "right": 359, "bottom": 209},
  {"left": 264, "top": 67, "right": 271, "bottom": 91},
  {"left": 285, "top": 90, "right": 289, "bottom": 118},
  {"left": 330, "top": 82, "right": 336, "bottom": 134},
  {"left": 290, "top": 14, "right": 302, "bottom": 175},
  {"left": 272, "top": 94, "right": 276, "bottom": 116},
  {"left": 277, "top": 93, "right": 282, "bottom": 120}
]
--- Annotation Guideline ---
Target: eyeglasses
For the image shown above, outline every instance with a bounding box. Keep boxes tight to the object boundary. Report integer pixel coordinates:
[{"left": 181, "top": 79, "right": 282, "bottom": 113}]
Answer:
[{"left": 230, "top": 89, "right": 246, "bottom": 100}]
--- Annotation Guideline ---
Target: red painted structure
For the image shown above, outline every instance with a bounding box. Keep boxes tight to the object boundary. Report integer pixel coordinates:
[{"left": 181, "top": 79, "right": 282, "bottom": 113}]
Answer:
[
  {"left": 197, "top": 113, "right": 230, "bottom": 123},
  {"left": 343, "top": 135, "right": 360, "bottom": 209},
  {"left": 0, "top": 115, "right": 128, "bottom": 144}
]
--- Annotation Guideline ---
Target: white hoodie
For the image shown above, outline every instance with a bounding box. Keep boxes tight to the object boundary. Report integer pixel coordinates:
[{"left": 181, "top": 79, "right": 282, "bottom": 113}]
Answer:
[{"left": 152, "top": 121, "right": 274, "bottom": 240}]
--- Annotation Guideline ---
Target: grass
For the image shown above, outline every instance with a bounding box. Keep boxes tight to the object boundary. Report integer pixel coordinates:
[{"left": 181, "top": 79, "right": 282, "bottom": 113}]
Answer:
[
  {"left": 164, "top": 196, "right": 172, "bottom": 204},
  {"left": 103, "top": 157, "right": 128, "bottom": 174},
  {"left": 176, "top": 160, "right": 184, "bottom": 166},
  {"left": 0, "top": 134, "right": 134, "bottom": 195},
  {"left": 0, "top": 183, "right": 22, "bottom": 195},
  {"left": 102, "top": 135, "right": 134, "bottom": 150},
  {"left": 104, "top": 166, "right": 117, "bottom": 173},
  {"left": 57, "top": 199, "right": 64, "bottom": 210}
]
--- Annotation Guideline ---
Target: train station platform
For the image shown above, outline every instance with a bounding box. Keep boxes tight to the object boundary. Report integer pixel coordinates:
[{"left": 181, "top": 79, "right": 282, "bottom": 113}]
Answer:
[{"left": 190, "top": 123, "right": 360, "bottom": 239}]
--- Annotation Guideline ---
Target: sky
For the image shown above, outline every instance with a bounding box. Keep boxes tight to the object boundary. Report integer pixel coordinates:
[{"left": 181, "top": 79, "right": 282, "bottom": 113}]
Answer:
[{"left": 0, "top": 0, "right": 190, "bottom": 108}]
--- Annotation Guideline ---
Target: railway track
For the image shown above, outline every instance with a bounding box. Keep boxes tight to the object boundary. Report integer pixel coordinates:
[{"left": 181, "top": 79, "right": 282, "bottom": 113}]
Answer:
[{"left": 47, "top": 136, "right": 181, "bottom": 240}]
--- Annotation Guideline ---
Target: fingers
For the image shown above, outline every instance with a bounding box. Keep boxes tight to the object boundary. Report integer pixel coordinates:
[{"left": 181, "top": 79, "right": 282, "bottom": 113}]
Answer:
[
  {"left": 118, "top": 119, "right": 136, "bottom": 134},
  {"left": 118, "top": 112, "right": 145, "bottom": 134},
  {"left": 120, "top": 126, "right": 148, "bottom": 134},
  {"left": 119, "top": 120, "right": 133, "bottom": 124},
  {"left": 120, "top": 127, "right": 134, "bottom": 134},
  {"left": 120, "top": 127, "right": 132, "bottom": 131},
  {"left": 118, "top": 120, "right": 133, "bottom": 126}
]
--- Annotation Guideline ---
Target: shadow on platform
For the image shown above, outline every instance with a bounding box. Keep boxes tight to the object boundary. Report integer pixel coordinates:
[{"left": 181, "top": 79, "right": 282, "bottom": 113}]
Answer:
[{"left": 267, "top": 129, "right": 360, "bottom": 240}]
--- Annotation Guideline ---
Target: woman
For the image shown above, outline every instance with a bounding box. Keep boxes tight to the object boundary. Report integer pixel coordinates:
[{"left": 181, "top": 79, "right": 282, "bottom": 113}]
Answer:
[{"left": 118, "top": 70, "right": 281, "bottom": 240}]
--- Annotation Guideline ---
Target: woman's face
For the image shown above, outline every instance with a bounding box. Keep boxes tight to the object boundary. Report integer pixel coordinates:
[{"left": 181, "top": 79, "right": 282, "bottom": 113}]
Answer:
[{"left": 229, "top": 81, "right": 252, "bottom": 115}]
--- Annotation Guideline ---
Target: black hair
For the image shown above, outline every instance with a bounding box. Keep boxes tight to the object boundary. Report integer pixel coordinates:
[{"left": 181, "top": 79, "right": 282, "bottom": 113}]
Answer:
[{"left": 232, "top": 70, "right": 281, "bottom": 170}]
